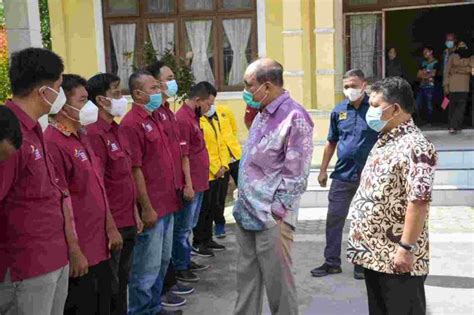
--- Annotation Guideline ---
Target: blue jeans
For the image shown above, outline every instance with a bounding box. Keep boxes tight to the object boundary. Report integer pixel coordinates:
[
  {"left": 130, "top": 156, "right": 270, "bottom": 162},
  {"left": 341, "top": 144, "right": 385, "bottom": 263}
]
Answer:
[
  {"left": 128, "top": 213, "right": 174, "bottom": 315},
  {"left": 172, "top": 192, "right": 204, "bottom": 271},
  {"left": 416, "top": 87, "right": 434, "bottom": 123}
]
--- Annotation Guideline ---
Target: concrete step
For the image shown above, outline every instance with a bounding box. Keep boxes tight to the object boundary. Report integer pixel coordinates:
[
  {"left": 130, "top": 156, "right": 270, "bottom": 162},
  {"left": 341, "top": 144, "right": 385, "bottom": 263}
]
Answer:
[
  {"left": 308, "top": 168, "right": 474, "bottom": 187},
  {"left": 300, "top": 185, "right": 474, "bottom": 207}
]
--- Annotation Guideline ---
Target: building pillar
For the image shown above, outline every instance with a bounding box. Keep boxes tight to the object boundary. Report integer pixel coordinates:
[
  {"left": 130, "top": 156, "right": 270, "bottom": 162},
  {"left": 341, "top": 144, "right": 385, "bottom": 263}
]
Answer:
[
  {"left": 314, "top": 0, "right": 340, "bottom": 111},
  {"left": 3, "top": 0, "right": 43, "bottom": 55},
  {"left": 281, "top": 0, "right": 305, "bottom": 106}
]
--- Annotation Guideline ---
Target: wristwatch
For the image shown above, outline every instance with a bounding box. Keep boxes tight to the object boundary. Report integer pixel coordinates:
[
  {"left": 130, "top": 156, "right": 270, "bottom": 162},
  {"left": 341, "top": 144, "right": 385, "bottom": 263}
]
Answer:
[{"left": 398, "top": 241, "right": 418, "bottom": 253}]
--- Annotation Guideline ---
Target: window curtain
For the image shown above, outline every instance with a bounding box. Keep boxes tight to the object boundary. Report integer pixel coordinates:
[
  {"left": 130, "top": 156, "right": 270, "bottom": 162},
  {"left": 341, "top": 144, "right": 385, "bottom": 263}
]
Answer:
[
  {"left": 148, "top": 23, "right": 175, "bottom": 58},
  {"left": 185, "top": 20, "right": 215, "bottom": 84},
  {"left": 223, "top": 18, "right": 251, "bottom": 86},
  {"left": 223, "top": 0, "right": 251, "bottom": 9},
  {"left": 350, "top": 14, "right": 378, "bottom": 80},
  {"left": 110, "top": 24, "right": 136, "bottom": 86},
  {"left": 147, "top": 0, "right": 173, "bottom": 13},
  {"left": 184, "top": 0, "right": 212, "bottom": 10}
]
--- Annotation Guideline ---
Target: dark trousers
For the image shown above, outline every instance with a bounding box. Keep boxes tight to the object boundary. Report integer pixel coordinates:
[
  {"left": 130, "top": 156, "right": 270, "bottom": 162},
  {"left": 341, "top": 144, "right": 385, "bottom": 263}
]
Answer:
[
  {"left": 162, "top": 261, "right": 177, "bottom": 295},
  {"left": 214, "top": 160, "right": 239, "bottom": 226},
  {"left": 65, "top": 259, "right": 113, "bottom": 315},
  {"left": 364, "top": 268, "right": 427, "bottom": 315},
  {"left": 110, "top": 226, "right": 136, "bottom": 315},
  {"left": 324, "top": 179, "right": 359, "bottom": 267},
  {"left": 416, "top": 87, "right": 435, "bottom": 123},
  {"left": 193, "top": 179, "right": 222, "bottom": 245},
  {"left": 448, "top": 92, "right": 468, "bottom": 130}
]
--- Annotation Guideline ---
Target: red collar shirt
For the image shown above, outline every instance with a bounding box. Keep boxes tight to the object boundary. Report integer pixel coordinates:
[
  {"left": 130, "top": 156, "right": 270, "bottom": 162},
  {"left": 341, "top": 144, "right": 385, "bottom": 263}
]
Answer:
[
  {"left": 153, "top": 103, "right": 185, "bottom": 191},
  {"left": 86, "top": 118, "right": 137, "bottom": 229},
  {"left": 45, "top": 122, "right": 109, "bottom": 267},
  {"left": 0, "top": 100, "right": 68, "bottom": 281},
  {"left": 120, "top": 104, "right": 181, "bottom": 217},
  {"left": 175, "top": 104, "right": 210, "bottom": 193}
]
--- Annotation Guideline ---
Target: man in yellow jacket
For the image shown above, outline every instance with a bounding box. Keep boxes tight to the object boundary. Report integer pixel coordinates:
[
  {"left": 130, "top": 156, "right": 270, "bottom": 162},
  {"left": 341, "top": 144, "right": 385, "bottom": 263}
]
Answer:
[
  {"left": 213, "top": 105, "right": 242, "bottom": 238},
  {"left": 192, "top": 89, "right": 229, "bottom": 256}
]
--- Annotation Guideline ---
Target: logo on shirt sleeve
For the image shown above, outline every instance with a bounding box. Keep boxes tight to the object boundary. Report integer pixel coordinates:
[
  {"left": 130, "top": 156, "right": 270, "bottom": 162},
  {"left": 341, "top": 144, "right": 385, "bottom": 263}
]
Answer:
[
  {"left": 142, "top": 123, "right": 153, "bottom": 133},
  {"left": 30, "top": 145, "right": 42, "bottom": 160},
  {"left": 74, "top": 149, "right": 89, "bottom": 162},
  {"left": 339, "top": 112, "right": 347, "bottom": 120}
]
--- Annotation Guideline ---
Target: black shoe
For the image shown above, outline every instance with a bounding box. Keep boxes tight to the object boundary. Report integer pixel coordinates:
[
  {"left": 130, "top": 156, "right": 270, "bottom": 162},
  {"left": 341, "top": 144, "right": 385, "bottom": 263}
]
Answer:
[
  {"left": 206, "top": 239, "right": 225, "bottom": 251},
  {"left": 192, "top": 244, "right": 215, "bottom": 257},
  {"left": 189, "top": 260, "right": 209, "bottom": 272},
  {"left": 160, "top": 292, "right": 186, "bottom": 307},
  {"left": 170, "top": 283, "right": 195, "bottom": 296},
  {"left": 353, "top": 265, "right": 365, "bottom": 280},
  {"left": 176, "top": 270, "right": 200, "bottom": 283},
  {"left": 310, "top": 263, "right": 342, "bottom": 277}
]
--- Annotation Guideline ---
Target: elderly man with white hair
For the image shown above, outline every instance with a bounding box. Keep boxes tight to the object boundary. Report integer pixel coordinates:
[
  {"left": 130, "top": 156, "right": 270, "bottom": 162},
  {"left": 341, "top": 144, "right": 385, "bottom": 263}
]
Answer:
[{"left": 233, "top": 58, "right": 314, "bottom": 315}]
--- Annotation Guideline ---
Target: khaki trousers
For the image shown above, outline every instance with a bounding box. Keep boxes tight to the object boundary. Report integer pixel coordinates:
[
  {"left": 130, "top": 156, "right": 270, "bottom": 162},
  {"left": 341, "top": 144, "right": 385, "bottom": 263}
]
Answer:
[{"left": 234, "top": 222, "right": 297, "bottom": 315}]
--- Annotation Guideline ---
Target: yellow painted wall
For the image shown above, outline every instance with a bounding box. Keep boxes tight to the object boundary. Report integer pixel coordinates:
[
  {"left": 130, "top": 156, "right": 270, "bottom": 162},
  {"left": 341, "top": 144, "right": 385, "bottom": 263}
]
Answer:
[{"left": 49, "top": 0, "right": 100, "bottom": 78}]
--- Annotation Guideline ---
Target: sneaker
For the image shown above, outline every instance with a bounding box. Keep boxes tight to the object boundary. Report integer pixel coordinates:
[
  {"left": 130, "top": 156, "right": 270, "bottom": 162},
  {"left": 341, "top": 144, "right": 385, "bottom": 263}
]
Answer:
[
  {"left": 310, "top": 263, "right": 342, "bottom": 277},
  {"left": 214, "top": 224, "right": 226, "bottom": 239},
  {"left": 206, "top": 239, "right": 225, "bottom": 251},
  {"left": 171, "top": 283, "right": 195, "bottom": 295},
  {"left": 156, "top": 309, "right": 183, "bottom": 315},
  {"left": 160, "top": 292, "right": 186, "bottom": 308},
  {"left": 353, "top": 265, "right": 365, "bottom": 280},
  {"left": 192, "top": 245, "right": 215, "bottom": 257},
  {"left": 176, "top": 270, "right": 200, "bottom": 283},
  {"left": 189, "top": 260, "right": 209, "bottom": 272}
]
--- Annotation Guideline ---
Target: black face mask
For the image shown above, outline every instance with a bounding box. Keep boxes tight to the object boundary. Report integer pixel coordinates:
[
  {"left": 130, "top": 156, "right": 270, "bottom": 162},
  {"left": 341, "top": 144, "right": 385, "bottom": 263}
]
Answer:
[{"left": 456, "top": 47, "right": 471, "bottom": 59}]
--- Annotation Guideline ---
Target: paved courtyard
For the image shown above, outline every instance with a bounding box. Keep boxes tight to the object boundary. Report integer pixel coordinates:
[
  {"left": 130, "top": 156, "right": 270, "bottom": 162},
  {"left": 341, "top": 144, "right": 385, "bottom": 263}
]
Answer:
[{"left": 174, "top": 206, "right": 474, "bottom": 315}]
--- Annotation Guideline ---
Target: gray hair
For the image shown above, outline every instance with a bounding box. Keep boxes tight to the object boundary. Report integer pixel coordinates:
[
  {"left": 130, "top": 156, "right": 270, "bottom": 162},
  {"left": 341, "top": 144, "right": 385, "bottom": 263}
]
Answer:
[
  {"left": 254, "top": 60, "right": 284, "bottom": 87},
  {"left": 343, "top": 69, "right": 366, "bottom": 81}
]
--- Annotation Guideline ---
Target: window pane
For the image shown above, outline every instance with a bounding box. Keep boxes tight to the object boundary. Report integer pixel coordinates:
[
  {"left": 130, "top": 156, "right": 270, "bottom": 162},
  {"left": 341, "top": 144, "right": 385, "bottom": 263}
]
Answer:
[
  {"left": 110, "top": 23, "right": 137, "bottom": 87},
  {"left": 148, "top": 23, "right": 175, "bottom": 57},
  {"left": 183, "top": 0, "right": 213, "bottom": 11},
  {"left": 107, "top": 0, "right": 138, "bottom": 15},
  {"left": 222, "top": 18, "right": 252, "bottom": 86},
  {"left": 146, "top": 0, "right": 175, "bottom": 13},
  {"left": 222, "top": 0, "right": 251, "bottom": 9},
  {"left": 184, "top": 20, "right": 215, "bottom": 85}
]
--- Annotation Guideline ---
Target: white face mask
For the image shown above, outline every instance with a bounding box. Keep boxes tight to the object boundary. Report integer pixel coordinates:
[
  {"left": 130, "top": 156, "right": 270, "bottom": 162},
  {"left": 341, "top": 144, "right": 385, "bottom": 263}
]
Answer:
[
  {"left": 204, "top": 104, "right": 216, "bottom": 118},
  {"left": 106, "top": 97, "right": 128, "bottom": 117},
  {"left": 43, "top": 86, "right": 67, "bottom": 114},
  {"left": 66, "top": 101, "right": 99, "bottom": 126},
  {"left": 343, "top": 88, "right": 364, "bottom": 102}
]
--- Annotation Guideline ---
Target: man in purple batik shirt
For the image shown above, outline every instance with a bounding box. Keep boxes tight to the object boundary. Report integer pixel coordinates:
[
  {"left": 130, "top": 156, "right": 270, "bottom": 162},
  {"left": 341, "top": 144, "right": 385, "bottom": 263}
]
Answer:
[{"left": 233, "top": 58, "right": 314, "bottom": 315}]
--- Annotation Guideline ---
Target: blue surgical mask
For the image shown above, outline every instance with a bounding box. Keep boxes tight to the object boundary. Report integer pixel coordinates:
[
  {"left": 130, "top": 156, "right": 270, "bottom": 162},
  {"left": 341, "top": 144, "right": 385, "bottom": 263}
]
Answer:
[
  {"left": 242, "top": 84, "right": 267, "bottom": 109},
  {"left": 139, "top": 91, "right": 162, "bottom": 112},
  {"left": 165, "top": 80, "right": 178, "bottom": 97},
  {"left": 366, "top": 104, "right": 394, "bottom": 132},
  {"left": 445, "top": 41, "right": 454, "bottom": 49},
  {"left": 205, "top": 104, "right": 216, "bottom": 117}
]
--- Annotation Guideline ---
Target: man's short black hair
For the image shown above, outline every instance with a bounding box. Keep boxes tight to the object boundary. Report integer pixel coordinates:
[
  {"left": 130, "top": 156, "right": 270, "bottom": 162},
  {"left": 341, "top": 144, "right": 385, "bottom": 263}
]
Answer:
[
  {"left": 255, "top": 60, "right": 284, "bottom": 87},
  {"left": 129, "top": 70, "right": 153, "bottom": 94},
  {"left": 343, "top": 69, "right": 366, "bottom": 81},
  {"left": 62, "top": 74, "right": 87, "bottom": 96},
  {"left": 145, "top": 61, "right": 166, "bottom": 79},
  {"left": 87, "top": 73, "right": 120, "bottom": 102},
  {"left": 189, "top": 81, "right": 217, "bottom": 99},
  {"left": 423, "top": 46, "right": 434, "bottom": 52},
  {"left": 370, "top": 77, "right": 415, "bottom": 114},
  {"left": 0, "top": 106, "right": 22, "bottom": 149},
  {"left": 9, "top": 48, "right": 64, "bottom": 97}
]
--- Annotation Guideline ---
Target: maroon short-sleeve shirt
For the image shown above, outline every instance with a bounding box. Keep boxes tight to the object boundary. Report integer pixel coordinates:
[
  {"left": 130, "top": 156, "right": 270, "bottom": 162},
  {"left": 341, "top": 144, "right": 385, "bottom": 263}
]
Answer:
[
  {"left": 175, "top": 104, "right": 210, "bottom": 193},
  {"left": 45, "top": 123, "right": 109, "bottom": 267},
  {"left": 87, "top": 118, "right": 137, "bottom": 229},
  {"left": 153, "top": 103, "right": 185, "bottom": 191},
  {"left": 120, "top": 104, "right": 181, "bottom": 217},
  {"left": 0, "top": 100, "right": 68, "bottom": 281}
]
